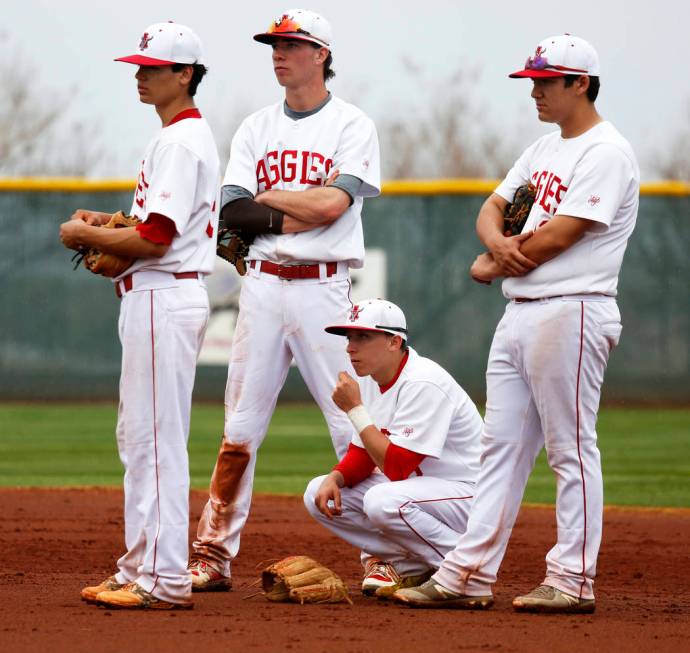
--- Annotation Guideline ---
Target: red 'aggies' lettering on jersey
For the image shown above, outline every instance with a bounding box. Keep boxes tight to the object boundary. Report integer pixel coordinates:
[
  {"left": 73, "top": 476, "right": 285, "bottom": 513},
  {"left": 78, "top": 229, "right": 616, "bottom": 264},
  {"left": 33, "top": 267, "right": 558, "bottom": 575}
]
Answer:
[
  {"left": 256, "top": 150, "right": 333, "bottom": 190},
  {"left": 532, "top": 169, "right": 568, "bottom": 216},
  {"left": 134, "top": 162, "right": 149, "bottom": 211}
]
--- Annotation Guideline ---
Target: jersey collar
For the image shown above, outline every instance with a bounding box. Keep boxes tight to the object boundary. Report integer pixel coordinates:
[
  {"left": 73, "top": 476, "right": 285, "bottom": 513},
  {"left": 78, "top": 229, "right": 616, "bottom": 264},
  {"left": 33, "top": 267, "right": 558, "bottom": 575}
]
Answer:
[
  {"left": 167, "top": 108, "right": 202, "bottom": 126},
  {"left": 378, "top": 350, "right": 410, "bottom": 394}
]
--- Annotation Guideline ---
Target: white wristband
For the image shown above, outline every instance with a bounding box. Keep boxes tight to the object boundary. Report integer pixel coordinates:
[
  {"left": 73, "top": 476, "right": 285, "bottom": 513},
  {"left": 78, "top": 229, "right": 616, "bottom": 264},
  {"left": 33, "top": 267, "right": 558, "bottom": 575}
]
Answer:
[{"left": 346, "top": 405, "right": 374, "bottom": 435}]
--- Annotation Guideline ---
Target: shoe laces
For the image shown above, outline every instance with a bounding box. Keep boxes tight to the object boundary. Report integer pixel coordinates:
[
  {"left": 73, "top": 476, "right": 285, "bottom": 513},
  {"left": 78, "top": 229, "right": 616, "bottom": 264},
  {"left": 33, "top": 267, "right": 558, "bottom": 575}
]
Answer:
[
  {"left": 525, "top": 585, "right": 556, "bottom": 599},
  {"left": 365, "top": 561, "right": 400, "bottom": 583}
]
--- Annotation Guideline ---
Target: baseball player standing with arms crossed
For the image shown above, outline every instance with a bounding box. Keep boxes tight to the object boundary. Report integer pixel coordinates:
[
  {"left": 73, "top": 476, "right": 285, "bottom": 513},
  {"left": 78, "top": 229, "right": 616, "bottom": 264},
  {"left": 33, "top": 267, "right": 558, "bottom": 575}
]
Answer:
[
  {"left": 303, "top": 299, "right": 484, "bottom": 599},
  {"left": 395, "top": 35, "right": 639, "bottom": 612},
  {"left": 189, "top": 9, "right": 381, "bottom": 591},
  {"left": 59, "top": 22, "right": 219, "bottom": 609}
]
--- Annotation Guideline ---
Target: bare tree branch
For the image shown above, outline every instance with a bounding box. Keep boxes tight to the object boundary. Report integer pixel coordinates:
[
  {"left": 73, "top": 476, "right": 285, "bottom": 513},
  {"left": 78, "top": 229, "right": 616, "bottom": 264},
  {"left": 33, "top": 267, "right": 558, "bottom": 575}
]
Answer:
[{"left": 0, "top": 35, "right": 105, "bottom": 176}]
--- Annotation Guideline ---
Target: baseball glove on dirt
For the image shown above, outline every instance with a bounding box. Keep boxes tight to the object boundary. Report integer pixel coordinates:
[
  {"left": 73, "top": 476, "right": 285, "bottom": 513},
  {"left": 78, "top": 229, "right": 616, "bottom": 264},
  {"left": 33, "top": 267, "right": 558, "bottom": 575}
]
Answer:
[
  {"left": 503, "top": 183, "right": 537, "bottom": 236},
  {"left": 261, "top": 555, "right": 352, "bottom": 605},
  {"left": 72, "top": 211, "right": 141, "bottom": 278},
  {"left": 216, "top": 227, "right": 252, "bottom": 276}
]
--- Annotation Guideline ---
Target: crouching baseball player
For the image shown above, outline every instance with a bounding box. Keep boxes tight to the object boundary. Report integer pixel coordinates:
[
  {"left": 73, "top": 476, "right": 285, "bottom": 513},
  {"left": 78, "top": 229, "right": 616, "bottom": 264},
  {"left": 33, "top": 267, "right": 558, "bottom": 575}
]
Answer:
[
  {"left": 303, "top": 299, "right": 484, "bottom": 598},
  {"left": 61, "top": 22, "right": 219, "bottom": 610}
]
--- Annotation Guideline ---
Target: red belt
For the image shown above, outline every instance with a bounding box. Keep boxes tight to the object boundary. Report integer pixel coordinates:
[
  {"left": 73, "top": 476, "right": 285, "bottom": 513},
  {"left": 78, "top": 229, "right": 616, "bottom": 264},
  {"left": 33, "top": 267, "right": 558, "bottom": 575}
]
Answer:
[
  {"left": 513, "top": 296, "right": 562, "bottom": 303},
  {"left": 116, "top": 271, "right": 200, "bottom": 298},
  {"left": 250, "top": 260, "right": 337, "bottom": 280}
]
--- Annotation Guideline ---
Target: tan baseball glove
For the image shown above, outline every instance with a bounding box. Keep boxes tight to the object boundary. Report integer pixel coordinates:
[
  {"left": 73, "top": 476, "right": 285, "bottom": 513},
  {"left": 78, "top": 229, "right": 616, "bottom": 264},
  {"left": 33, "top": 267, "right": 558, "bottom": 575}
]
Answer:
[
  {"left": 72, "top": 211, "right": 142, "bottom": 278},
  {"left": 262, "top": 555, "right": 352, "bottom": 605},
  {"left": 216, "top": 227, "right": 251, "bottom": 276},
  {"left": 503, "top": 183, "right": 537, "bottom": 236}
]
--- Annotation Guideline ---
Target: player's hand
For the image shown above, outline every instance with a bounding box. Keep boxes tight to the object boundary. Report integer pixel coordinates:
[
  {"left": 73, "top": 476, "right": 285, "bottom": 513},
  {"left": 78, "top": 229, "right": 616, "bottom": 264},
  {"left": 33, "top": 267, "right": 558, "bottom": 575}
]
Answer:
[
  {"left": 489, "top": 231, "right": 537, "bottom": 276},
  {"left": 70, "top": 209, "right": 111, "bottom": 226},
  {"left": 332, "top": 371, "right": 362, "bottom": 412},
  {"left": 324, "top": 169, "right": 340, "bottom": 186},
  {"left": 314, "top": 473, "right": 343, "bottom": 519},
  {"left": 470, "top": 252, "right": 502, "bottom": 284},
  {"left": 59, "top": 219, "right": 86, "bottom": 250}
]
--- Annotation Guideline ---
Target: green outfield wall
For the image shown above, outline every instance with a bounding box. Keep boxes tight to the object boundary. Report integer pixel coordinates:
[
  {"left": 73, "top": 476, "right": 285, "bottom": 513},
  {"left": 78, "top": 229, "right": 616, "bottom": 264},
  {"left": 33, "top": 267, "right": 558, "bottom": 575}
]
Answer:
[{"left": 1, "top": 179, "right": 688, "bottom": 403}]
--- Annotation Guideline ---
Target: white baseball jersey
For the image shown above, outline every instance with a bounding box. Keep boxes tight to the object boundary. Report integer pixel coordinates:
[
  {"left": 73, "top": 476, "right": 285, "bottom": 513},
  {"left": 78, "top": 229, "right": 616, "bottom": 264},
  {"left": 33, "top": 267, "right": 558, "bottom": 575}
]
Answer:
[
  {"left": 495, "top": 121, "right": 639, "bottom": 299},
  {"left": 122, "top": 112, "right": 220, "bottom": 278},
  {"left": 222, "top": 95, "right": 381, "bottom": 268},
  {"left": 351, "top": 348, "right": 483, "bottom": 482}
]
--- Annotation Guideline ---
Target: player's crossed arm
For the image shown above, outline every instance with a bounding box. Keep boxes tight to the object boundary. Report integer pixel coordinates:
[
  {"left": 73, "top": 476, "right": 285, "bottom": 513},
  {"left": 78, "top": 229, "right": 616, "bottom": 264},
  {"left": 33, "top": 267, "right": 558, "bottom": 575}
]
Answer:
[{"left": 256, "top": 169, "right": 351, "bottom": 233}]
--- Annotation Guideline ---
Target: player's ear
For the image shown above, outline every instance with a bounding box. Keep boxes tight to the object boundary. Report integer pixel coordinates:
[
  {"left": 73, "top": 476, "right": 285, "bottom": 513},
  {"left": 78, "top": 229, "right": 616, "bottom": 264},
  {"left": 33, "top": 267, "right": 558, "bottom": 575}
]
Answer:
[
  {"left": 176, "top": 64, "right": 194, "bottom": 87},
  {"left": 575, "top": 75, "right": 589, "bottom": 96}
]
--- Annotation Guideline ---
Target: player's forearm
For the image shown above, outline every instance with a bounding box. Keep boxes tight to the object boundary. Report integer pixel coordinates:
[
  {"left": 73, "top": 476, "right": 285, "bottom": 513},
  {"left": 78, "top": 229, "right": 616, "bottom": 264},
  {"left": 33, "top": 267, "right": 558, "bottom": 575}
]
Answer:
[
  {"left": 75, "top": 223, "right": 168, "bottom": 258},
  {"left": 359, "top": 425, "right": 389, "bottom": 470},
  {"left": 516, "top": 217, "right": 591, "bottom": 267},
  {"left": 476, "top": 194, "right": 508, "bottom": 250},
  {"left": 282, "top": 214, "right": 326, "bottom": 233},
  {"left": 257, "top": 187, "right": 349, "bottom": 224}
]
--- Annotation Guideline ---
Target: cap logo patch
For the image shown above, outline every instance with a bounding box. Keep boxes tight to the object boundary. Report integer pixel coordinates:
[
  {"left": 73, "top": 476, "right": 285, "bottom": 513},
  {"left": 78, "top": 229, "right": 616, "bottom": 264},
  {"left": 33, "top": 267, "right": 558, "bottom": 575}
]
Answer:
[
  {"left": 269, "top": 14, "right": 303, "bottom": 35},
  {"left": 139, "top": 33, "right": 153, "bottom": 50},
  {"left": 349, "top": 305, "right": 363, "bottom": 322}
]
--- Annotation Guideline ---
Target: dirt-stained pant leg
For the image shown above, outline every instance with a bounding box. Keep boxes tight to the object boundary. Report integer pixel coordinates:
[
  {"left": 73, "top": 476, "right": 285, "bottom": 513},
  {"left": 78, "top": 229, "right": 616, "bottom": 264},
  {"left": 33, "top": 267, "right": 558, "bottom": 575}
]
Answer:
[
  {"left": 193, "top": 270, "right": 357, "bottom": 576},
  {"left": 193, "top": 273, "right": 292, "bottom": 577}
]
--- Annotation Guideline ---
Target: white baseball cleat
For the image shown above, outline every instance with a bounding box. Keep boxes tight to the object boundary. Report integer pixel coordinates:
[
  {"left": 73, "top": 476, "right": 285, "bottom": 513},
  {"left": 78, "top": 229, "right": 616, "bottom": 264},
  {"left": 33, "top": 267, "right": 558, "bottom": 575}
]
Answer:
[
  {"left": 361, "top": 560, "right": 400, "bottom": 596},
  {"left": 512, "top": 584, "right": 595, "bottom": 613},
  {"left": 189, "top": 559, "right": 232, "bottom": 592},
  {"left": 393, "top": 578, "right": 494, "bottom": 609}
]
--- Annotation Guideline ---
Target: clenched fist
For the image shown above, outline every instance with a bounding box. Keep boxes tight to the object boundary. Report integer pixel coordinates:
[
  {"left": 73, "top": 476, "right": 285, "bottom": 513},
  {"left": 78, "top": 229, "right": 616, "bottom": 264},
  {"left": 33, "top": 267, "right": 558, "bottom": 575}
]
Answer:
[{"left": 332, "top": 371, "right": 362, "bottom": 412}]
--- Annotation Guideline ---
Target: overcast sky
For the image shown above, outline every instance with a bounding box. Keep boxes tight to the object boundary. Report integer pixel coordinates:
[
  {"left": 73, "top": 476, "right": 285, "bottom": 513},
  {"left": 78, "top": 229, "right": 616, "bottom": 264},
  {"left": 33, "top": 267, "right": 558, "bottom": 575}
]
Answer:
[{"left": 4, "top": 0, "right": 688, "bottom": 178}]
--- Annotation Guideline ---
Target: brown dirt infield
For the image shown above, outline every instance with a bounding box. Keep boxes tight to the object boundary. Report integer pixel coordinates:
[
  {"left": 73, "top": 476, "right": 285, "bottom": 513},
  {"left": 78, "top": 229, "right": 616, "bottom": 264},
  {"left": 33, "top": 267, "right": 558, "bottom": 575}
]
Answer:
[{"left": 1, "top": 488, "right": 688, "bottom": 653}]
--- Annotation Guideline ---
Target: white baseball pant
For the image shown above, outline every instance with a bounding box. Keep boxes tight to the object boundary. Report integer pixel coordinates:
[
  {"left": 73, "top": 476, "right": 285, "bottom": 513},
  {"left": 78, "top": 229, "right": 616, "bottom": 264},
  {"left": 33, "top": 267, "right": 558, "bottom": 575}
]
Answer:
[
  {"left": 304, "top": 473, "right": 476, "bottom": 576},
  {"left": 113, "top": 273, "right": 209, "bottom": 603},
  {"left": 434, "top": 296, "right": 622, "bottom": 599},
  {"left": 192, "top": 263, "right": 355, "bottom": 576}
]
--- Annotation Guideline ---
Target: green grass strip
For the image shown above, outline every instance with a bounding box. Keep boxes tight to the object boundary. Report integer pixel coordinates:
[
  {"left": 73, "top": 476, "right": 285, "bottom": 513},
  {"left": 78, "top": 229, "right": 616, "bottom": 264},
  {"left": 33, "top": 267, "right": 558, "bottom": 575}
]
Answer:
[{"left": 0, "top": 404, "right": 687, "bottom": 507}]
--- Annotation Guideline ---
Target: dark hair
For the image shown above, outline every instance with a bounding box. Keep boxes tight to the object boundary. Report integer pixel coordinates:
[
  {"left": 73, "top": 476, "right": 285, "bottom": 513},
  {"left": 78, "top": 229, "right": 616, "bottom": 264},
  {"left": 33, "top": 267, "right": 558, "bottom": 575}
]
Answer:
[
  {"left": 171, "top": 63, "right": 208, "bottom": 97},
  {"left": 563, "top": 74, "right": 600, "bottom": 102},
  {"left": 310, "top": 43, "right": 335, "bottom": 81}
]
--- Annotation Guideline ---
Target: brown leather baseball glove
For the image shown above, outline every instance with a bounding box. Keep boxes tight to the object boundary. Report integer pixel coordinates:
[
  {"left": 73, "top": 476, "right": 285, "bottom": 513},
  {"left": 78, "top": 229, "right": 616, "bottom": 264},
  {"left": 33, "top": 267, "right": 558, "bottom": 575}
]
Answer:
[
  {"left": 503, "top": 183, "right": 537, "bottom": 236},
  {"left": 216, "top": 227, "right": 251, "bottom": 276},
  {"left": 262, "top": 555, "right": 352, "bottom": 605},
  {"left": 72, "top": 211, "right": 142, "bottom": 278}
]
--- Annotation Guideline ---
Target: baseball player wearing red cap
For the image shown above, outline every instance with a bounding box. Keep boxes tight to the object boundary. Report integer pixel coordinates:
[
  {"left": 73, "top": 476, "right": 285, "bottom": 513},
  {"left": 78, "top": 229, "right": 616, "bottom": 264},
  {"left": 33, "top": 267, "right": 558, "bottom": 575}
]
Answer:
[
  {"left": 395, "top": 35, "right": 639, "bottom": 612},
  {"left": 302, "top": 300, "right": 484, "bottom": 599},
  {"left": 189, "top": 9, "right": 381, "bottom": 591},
  {"left": 61, "top": 22, "right": 220, "bottom": 610}
]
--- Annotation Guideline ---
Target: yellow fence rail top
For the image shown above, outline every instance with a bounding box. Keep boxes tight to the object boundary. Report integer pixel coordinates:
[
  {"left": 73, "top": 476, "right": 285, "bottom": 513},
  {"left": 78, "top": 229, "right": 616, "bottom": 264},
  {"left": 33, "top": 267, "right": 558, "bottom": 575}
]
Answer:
[{"left": 1, "top": 177, "right": 689, "bottom": 196}]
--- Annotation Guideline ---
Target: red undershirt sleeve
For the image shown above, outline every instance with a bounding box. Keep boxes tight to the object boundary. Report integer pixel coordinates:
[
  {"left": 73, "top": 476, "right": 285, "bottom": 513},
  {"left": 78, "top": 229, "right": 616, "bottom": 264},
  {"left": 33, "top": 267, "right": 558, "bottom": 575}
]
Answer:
[
  {"left": 136, "top": 213, "right": 177, "bottom": 245},
  {"left": 383, "top": 442, "right": 426, "bottom": 481},
  {"left": 333, "top": 443, "right": 376, "bottom": 487}
]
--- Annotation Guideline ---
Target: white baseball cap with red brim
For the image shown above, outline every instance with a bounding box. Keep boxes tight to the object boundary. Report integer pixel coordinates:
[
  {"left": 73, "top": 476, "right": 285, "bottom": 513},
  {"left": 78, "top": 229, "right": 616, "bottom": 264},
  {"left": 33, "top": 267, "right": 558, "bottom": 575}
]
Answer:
[
  {"left": 115, "top": 22, "right": 204, "bottom": 66},
  {"left": 254, "top": 9, "right": 332, "bottom": 49},
  {"left": 326, "top": 299, "right": 408, "bottom": 341},
  {"left": 510, "top": 34, "right": 600, "bottom": 79}
]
